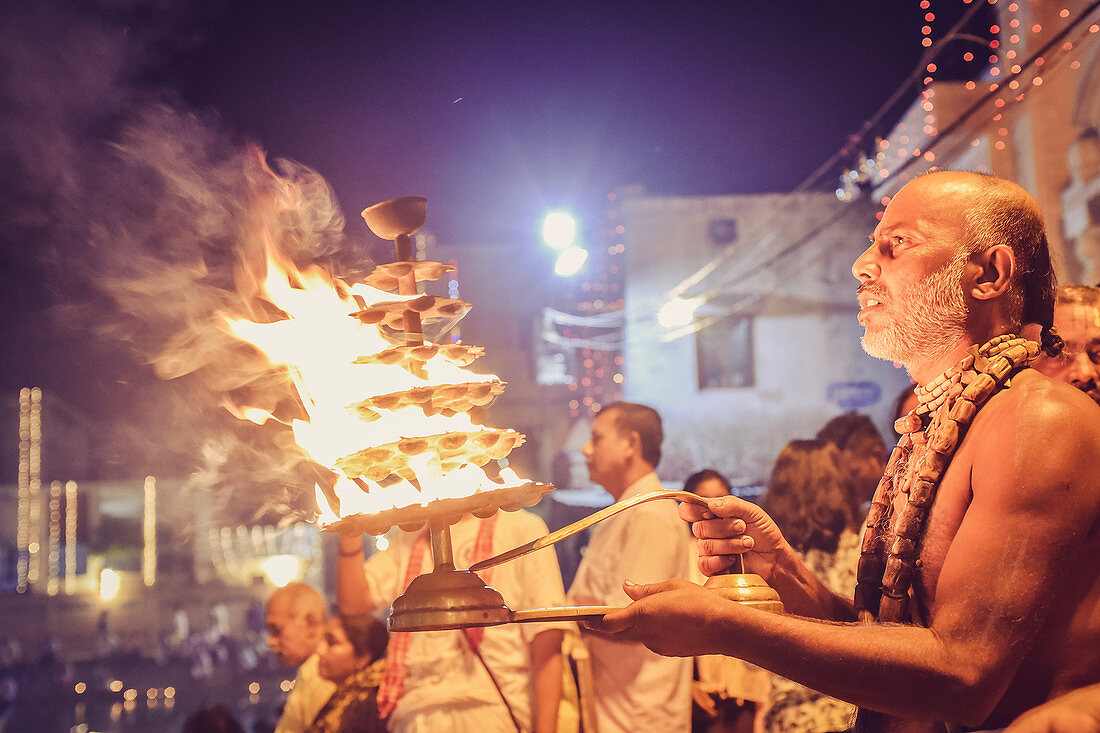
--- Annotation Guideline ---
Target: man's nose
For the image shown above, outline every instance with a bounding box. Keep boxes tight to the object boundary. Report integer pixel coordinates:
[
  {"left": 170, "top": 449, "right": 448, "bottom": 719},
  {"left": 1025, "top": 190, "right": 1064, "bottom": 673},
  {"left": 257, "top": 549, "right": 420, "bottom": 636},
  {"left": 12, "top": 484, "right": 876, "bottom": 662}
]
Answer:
[
  {"left": 582, "top": 441, "right": 593, "bottom": 457},
  {"left": 1066, "top": 352, "right": 1100, "bottom": 384},
  {"left": 852, "top": 242, "right": 880, "bottom": 283}
]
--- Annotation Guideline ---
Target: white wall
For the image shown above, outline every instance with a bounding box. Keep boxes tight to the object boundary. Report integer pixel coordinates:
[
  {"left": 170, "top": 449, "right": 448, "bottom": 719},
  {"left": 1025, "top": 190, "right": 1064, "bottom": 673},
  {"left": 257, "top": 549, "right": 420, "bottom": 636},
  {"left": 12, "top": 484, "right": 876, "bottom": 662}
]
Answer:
[{"left": 620, "top": 191, "right": 910, "bottom": 485}]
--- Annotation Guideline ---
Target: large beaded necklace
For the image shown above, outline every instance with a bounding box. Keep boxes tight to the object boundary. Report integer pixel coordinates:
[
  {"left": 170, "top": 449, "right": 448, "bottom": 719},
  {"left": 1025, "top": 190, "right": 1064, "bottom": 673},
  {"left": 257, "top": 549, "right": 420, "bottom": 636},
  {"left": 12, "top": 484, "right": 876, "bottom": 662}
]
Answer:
[{"left": 853, "top": 334, "right": 1041, "bottom": 623}]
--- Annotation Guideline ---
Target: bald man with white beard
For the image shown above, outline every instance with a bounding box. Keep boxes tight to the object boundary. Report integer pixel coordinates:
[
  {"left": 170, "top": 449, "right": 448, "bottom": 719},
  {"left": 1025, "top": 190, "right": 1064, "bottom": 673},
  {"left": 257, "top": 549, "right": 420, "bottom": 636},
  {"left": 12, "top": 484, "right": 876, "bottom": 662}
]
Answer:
[{"left": 595, "top": 172, "right": 1100, "bottom": 733}]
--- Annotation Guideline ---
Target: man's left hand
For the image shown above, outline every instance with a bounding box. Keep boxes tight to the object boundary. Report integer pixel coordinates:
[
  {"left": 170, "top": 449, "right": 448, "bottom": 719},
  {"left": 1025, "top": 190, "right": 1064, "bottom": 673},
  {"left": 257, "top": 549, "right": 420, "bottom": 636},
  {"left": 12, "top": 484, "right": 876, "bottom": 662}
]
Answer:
[{"left": 588, "top": 578, "right": 735, "bottom": 657}]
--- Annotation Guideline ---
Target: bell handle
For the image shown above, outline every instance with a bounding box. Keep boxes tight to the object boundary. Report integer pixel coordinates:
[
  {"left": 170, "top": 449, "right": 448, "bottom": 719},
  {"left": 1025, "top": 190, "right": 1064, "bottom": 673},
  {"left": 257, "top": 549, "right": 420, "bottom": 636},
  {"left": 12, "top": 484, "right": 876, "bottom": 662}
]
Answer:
[{"left": 468, "top": 489, "right": 721, "bottom": 573}]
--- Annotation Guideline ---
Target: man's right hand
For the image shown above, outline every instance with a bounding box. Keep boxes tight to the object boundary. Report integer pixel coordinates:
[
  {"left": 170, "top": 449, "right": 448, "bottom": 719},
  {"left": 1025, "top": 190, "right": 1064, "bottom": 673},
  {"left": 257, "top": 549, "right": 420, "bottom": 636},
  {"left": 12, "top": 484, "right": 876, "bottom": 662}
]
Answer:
[{"left": 679, "top": 496, "right": 790, "bottom": 579}]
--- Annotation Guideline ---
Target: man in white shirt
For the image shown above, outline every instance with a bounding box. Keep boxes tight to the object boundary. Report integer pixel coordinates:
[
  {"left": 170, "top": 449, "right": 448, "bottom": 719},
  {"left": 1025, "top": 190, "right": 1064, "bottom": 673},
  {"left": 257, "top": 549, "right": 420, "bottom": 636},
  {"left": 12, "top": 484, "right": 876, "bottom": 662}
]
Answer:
[
  {"left": 337, "top": 510, "right": 569, "bottom": 733},
  {"left": 266, "top": 583, "right": 337, "bottom": 733},
  {"left": 567, "top": 402, "right": 693, "bottom": 732}
]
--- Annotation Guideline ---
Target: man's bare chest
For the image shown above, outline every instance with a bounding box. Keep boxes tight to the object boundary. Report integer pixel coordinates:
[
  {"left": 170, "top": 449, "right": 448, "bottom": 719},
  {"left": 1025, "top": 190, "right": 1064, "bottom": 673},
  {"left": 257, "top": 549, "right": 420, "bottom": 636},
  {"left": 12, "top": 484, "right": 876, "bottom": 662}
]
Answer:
[{"left": 891, "top": 441, "right": 975, "bottom": 613}]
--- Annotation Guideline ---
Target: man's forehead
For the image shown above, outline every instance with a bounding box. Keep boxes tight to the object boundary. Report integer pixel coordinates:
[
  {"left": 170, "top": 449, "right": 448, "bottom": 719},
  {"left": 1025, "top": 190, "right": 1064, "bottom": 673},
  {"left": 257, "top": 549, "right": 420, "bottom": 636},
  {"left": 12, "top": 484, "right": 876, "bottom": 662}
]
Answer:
[
  {"left": 266, "top": 606, "right": 290, "bottom": 622},
  {"left": 591, "top": 411, "right": 619, "bottom": 434},
  {"left": 872, "top": 175, "right": 974, "bottom": 239},
  {"left": 1056, "top": 302, "right": 1100, "bottom": 338},
  {"left": 266, "top": 597, "right": 301, "bottom": 621}
]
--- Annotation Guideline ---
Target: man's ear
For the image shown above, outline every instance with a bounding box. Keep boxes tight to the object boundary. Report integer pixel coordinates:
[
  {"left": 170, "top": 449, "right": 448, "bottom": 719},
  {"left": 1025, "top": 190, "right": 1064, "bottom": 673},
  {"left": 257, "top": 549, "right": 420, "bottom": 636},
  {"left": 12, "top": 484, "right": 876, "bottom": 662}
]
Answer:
[{"left": 970, "top": 244, "right": 1015, "bottom": 301}]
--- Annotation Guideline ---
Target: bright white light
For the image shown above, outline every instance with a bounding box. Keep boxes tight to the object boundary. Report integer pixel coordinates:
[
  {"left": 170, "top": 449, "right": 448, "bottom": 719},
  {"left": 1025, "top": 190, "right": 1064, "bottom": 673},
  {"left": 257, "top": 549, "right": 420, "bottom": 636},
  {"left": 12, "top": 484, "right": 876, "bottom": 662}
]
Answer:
[
  {"left": 657, "top": 296, "right": 705, "bottom": 328},
  {"left": 542, "top": 212, "right": 577, "bottom": 250},
  {"left": 99, "top": 568, "right": 121, "bottom": 602},
  {"left": 374, "top": 535, "right": 390, "bottom": 552},
  {"left": 554, "top": 247, "right": 588, "bottom": 277},
  {"left": 261, "top": 554, "right": 302, "bottom": 587}
]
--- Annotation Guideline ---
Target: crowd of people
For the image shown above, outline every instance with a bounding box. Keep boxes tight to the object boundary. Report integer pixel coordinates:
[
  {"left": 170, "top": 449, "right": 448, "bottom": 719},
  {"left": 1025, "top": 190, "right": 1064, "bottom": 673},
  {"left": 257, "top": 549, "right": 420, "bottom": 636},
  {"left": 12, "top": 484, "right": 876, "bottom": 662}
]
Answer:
[{"left": 193, "top": 171, "right": 1100, "bottom": 733}]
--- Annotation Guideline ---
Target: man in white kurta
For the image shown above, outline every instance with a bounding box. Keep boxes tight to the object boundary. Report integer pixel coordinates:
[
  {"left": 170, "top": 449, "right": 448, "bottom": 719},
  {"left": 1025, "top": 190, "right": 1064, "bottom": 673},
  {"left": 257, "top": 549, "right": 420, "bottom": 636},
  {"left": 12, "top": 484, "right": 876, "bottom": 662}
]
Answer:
[
  {"left": 567, "top": 403, "right": 693, "bottom": 733},
  {"left": 338, "top": 509, "right": 570, "bottom": 733},
  {"left": 277, "top": 652, "right": 338, "bottom": 733}
]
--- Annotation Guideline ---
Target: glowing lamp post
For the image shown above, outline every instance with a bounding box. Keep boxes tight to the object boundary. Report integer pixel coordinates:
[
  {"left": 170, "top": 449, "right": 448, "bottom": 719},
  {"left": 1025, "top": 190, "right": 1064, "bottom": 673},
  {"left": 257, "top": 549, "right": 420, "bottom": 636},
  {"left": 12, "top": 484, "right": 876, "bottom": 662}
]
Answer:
[
  {"left": 541, "top": 211, "right": 588, "bottom": 277},
  {"left": 99, "top": 568, "right": 121, "bottom": 602}
]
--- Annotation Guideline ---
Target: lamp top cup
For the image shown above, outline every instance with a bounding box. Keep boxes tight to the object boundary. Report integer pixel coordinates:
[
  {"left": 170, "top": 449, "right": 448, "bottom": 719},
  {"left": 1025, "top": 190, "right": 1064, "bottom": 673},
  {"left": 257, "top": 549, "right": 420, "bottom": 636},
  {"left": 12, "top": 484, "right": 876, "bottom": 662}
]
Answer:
[{"left": 361, "top": 196, "right": 427, "bottom": 240}]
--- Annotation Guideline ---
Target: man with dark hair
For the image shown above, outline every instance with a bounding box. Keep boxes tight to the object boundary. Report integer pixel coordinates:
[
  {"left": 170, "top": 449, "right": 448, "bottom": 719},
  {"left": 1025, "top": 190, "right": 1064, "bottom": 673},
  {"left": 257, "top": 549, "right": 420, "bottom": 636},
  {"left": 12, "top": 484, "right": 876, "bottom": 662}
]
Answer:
[
  {"left": 567, "top": 402, "right": 693, "bottom": 732},
  {"left": 1032, "top": 285, "right": 1100, "bottom": 405},
  {"left": 266, "top": 583, "right": 336, "bottom": 733},
  {"left": 596, "top": 172, "right": 1100, "bottom": 732}
]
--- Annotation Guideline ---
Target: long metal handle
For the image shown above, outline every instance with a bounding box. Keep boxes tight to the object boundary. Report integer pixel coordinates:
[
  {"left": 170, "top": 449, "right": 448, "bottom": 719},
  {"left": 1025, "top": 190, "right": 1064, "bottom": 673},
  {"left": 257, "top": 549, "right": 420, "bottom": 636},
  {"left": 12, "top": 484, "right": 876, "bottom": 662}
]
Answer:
[{"left": 468, "top": 489, "right": 729, "bottom": 573}]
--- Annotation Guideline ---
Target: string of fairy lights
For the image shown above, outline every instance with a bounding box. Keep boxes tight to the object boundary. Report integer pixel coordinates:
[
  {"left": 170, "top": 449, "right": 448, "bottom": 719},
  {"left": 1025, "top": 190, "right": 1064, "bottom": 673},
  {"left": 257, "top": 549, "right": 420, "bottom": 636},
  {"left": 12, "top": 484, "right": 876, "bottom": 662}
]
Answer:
[
  {"left": 868, "top": 0, "right": 1100, "bottom": 198},
  {"left": 143, "top": 475, "right": 157, "bottom": 588},
  {"left": 48, "top": 480, "right": 61, "bottom": 596},
  {"left": 66, "top": 479, "right": 78, "bottom": 594},
  {"left": 657, "top": 0, "right": 1100, "bottom": 341},
  {"left": 564, "top": 192, "right": 627, "bottom": 419},
  {"left": 17, "top": 387, "right": 42, "bottom": 593}
]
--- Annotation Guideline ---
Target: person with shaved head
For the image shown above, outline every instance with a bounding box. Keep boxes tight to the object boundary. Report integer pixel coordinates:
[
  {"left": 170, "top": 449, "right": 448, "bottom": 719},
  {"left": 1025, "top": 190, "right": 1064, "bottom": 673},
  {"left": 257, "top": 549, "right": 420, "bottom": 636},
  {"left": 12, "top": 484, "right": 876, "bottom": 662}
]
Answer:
[
  {"left": 593, "top": 172, "right": 1100, "bottom": 733},
  {"left": 266, "top": 582, "right": 335, "bottom": 733}
]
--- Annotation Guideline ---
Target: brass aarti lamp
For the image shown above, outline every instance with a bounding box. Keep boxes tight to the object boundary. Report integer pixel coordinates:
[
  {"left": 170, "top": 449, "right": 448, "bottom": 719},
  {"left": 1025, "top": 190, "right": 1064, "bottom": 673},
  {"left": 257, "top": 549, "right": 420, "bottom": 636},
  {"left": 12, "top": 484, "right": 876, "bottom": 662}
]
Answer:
[{"left": 322, "top": 196, "right": 782, "bottom": 631}]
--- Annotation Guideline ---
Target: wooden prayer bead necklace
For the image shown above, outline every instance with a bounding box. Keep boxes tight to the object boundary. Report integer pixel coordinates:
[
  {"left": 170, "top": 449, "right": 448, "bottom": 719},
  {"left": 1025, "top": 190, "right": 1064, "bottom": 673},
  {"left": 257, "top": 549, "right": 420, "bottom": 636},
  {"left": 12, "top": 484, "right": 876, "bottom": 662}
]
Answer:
[{"left": 854, "top": 334, "right": 1041, "bottom": 623}]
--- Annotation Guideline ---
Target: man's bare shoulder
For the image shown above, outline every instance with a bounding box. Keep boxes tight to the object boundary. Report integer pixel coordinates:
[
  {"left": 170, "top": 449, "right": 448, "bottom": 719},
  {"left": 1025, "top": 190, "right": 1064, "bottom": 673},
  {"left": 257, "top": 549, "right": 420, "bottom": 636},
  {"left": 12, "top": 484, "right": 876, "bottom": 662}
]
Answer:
[
  {"left": 984, "top": 368, "right": 1100, "bottom": 439},
  {"left": 970, "top": 369, "right": 1100, "bottom": 503}
]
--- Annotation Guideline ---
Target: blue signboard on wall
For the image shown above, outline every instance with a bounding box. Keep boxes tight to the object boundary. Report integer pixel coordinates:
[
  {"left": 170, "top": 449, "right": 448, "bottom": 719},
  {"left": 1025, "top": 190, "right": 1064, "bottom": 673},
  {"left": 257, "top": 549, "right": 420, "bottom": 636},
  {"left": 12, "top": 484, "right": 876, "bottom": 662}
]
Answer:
[{"left": 827, "top": 381, "right": 882, "bottom": 410}]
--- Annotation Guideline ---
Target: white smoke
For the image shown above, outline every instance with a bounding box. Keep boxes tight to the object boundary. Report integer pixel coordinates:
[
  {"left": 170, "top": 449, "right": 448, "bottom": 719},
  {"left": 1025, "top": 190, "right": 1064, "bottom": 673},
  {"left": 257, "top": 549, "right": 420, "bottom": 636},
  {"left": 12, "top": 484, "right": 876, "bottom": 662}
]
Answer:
[{"left": 0, "top": 0, "right": 370, "bottom": 523}]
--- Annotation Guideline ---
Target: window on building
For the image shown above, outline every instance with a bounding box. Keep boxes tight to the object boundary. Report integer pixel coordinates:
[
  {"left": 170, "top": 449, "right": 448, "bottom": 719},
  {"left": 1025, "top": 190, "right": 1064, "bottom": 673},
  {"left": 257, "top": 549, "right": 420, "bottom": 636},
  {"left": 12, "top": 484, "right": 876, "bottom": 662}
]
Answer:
[
  {"left": 707, "top": 218, "right": 738, "bottom": 247},
  {"left": 696, "top": 317, "right": 754, "bottom": 389}
]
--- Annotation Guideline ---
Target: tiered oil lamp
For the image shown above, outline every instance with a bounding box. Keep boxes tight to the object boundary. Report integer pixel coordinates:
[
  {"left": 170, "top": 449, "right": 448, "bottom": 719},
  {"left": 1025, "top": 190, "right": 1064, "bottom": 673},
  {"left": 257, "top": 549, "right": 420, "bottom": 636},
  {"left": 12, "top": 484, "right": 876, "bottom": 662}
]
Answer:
[{"left": 316, "top": 196, "right": 781, "bottom": 631}]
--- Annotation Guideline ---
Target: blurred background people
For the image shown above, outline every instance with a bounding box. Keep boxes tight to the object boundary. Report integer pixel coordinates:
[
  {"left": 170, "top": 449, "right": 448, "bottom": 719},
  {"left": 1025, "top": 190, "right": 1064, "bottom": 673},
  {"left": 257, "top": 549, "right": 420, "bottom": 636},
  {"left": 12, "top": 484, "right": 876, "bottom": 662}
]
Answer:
[
  {"left": 815, "top": 412, "right": 887, "bottom": 518},
  {"left": 683, "top": 469, "right": 769, "bottom": 733},
  {"left": 1032, "top": 284, "right": 1100, "bottom": 406},
  {"left": 183, "top": 704, "right": 245, "bottom": 733},
  {"left": 266, "top": 583, "right": 335, "bottom": 733},
  {"left": 568, "top": 402, "right": 693, "bottom": 732},
  {"left": 337, "top": 509, "right": 568, "bottom": 733},
  {"left": 758, "top": 439, "right": 859, "bottom": 733},
  {"left": 310, "top": 613, "right": 389, "bottom": 733}
]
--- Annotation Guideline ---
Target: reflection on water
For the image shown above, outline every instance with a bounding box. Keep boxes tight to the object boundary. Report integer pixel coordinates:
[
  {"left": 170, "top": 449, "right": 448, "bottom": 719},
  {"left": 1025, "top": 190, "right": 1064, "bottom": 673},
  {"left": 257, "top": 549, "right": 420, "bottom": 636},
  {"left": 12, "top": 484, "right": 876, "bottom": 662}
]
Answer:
[{"left": 3, "top": 652, "right": 291, "bottom": 733}]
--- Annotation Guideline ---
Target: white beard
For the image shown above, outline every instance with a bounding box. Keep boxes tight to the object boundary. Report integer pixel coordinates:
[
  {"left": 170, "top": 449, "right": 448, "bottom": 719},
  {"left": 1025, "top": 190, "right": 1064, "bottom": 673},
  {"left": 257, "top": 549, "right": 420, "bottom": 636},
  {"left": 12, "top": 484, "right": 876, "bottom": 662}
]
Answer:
[{"left": 861, "top": 252, "right": 971, "bottom": 366}]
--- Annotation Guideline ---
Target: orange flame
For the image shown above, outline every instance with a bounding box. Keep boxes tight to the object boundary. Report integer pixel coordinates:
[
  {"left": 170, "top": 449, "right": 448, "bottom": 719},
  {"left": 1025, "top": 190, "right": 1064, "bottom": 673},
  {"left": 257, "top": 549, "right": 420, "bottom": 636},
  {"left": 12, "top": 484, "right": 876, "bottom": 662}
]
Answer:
[{"left": 224, "top": 153, "right": 526, "bottom": 525}]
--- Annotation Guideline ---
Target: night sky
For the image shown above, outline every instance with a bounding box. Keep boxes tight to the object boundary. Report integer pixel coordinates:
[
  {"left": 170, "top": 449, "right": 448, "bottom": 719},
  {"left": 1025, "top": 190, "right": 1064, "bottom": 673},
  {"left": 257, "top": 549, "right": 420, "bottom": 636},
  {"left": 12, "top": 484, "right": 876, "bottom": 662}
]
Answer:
[
  {"left": 0, "top": 0, "right": 953, "bottom": 481},
  {"left": 163, "top": 0, "right": 930, "bottom": 238}
]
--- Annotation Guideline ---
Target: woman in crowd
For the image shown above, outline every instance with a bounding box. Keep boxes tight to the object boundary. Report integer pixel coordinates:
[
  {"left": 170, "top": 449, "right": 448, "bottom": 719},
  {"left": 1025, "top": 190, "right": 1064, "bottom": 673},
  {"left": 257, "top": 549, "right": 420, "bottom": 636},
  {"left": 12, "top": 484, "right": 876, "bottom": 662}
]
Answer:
[
  {"left": 311, "top": 613, "right": 388, "bottom": 733},
  {"left": 815, "top": 412, "right": 887, "bottom": 520},
  {"left": 758, "top": 440, "right": 858, "bottom": 733},
  {"left": 684, "top": 469, "right": 769, "bottom": 733}
]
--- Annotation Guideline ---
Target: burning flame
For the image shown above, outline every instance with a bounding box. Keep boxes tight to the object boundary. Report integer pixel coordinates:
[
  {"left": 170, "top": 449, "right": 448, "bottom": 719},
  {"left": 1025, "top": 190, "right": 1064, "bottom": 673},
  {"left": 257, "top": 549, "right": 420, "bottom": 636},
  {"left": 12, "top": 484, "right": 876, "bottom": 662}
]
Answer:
[{"left": 223, "top": 156, "right": 528, "bottom": 526}]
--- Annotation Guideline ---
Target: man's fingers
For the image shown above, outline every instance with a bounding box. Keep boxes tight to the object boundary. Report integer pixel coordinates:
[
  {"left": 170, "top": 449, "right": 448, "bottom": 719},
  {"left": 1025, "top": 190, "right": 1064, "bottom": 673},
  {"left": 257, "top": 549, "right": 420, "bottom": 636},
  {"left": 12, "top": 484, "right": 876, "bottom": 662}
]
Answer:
[
  {"left": 692, "top": 518, "right": 748, "bottom": 540},
  {"left": 622, "top": 578, "right": 687, "bottom": 600},
  {"left": 698, "top": 554, "right": 738, "bottom": 576},
  {"left": 679, "top": 501, "right": 715, "bottom": 523},
  {"left": 588, "top": 607, "right": 636, "bottom": 634},
  {"left": 700, "top": 537, "right": 753, "bottom": 556}
]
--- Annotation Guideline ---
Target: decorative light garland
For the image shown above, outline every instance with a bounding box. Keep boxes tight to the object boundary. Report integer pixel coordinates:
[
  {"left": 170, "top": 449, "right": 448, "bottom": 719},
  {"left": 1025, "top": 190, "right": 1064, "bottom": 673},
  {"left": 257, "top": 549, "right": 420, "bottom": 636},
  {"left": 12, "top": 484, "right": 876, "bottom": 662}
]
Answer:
[
  {"left": 28, "top": 387, "right": 42, "bottom": 588},
  {"left": 65, "top": 480, "right": 78, "bottom": 594},
  {"left": 17, "top": 388, "right": 30, "bottom": 593},
  {"left": 48, "top": 480, "right": 61, "bottom": 596},
  {"left": 143, "top": 475, "right": 156, "bottom": 587}
]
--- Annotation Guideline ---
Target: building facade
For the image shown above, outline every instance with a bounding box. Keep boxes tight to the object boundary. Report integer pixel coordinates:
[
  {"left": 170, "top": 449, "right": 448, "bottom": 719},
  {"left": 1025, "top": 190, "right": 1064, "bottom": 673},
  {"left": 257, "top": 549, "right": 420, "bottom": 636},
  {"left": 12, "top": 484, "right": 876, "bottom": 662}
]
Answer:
[{"left": 618, "top": 191, "right": 909, "bottom": 486}]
